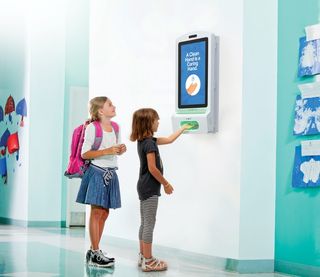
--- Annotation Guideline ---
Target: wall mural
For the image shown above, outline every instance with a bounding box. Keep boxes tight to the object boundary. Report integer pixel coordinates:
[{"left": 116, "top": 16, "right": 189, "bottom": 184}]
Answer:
[{"left": 0, "top": 95, "right": 27, "bottom": 184}]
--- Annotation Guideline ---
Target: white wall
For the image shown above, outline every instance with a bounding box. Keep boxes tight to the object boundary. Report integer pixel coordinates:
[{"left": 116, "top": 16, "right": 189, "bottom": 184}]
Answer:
[{"left": 90, "top": 0, "right": 243, "bottom": 258}]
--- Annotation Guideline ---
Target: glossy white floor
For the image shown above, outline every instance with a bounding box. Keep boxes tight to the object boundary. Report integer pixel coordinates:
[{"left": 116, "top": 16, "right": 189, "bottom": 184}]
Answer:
[{"left": 0, "top": 225, "right": 294, "bottom": 277}]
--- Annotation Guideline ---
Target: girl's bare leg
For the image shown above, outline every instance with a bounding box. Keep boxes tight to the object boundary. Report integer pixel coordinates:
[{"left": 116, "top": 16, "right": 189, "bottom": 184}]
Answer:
[
  {"left": 140, "top": 240, "right": 144, "bottom": 255},
  {"left": 142, "top": 242, "right": 152, "bottom": 259},
  {"left": 89, "top": 205, "right": 103, "bottom": 250},
  {"left": 98, "top": 208, "right": 109, "bottom": 243}
]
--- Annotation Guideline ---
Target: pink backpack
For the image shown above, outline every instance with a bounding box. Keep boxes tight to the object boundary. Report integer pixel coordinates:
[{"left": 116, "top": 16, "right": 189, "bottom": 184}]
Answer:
[{"left": 64, "top": 120, "right": 119, "bottom": 179}]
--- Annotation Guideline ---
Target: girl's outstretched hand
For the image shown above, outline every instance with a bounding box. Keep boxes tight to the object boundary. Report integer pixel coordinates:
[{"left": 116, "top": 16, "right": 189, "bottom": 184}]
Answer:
[
  {"left": 181, "top": 124, "right": 192, "bottom": 131},
  {"left": 164, "top": 183, "right": 174, "bottom": 195}
]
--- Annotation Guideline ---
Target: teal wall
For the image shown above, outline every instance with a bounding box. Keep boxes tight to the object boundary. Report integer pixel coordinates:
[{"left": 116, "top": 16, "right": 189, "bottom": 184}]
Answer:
[
  {"left": 60, "top": 0, "right": 89, "bottom": 223},
  {"left": 27, "top": 0, "right": 66, "bottom": 222},
  {"left": 276, "top": 0, "right": 320, "bottom": 275}
]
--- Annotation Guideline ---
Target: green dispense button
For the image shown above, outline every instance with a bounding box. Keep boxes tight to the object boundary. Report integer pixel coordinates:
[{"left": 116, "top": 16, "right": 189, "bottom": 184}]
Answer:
[{"left": 180, "top": 120, "right": 199, "bottom": 130}]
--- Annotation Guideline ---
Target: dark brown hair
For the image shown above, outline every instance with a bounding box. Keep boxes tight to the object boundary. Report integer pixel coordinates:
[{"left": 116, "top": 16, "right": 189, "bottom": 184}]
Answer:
[
  {"left": 89, "top": 96, "right": 109, "bottom": 121},
  {"left": 130, "top": 108, "right": 159, "bottom": 141}
]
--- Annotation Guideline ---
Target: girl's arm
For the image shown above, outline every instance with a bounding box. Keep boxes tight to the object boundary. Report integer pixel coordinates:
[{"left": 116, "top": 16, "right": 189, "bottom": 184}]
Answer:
[
  {"left": 157, "top": 124, "right": 190, "bottom": 145},
  {"left": 147, "top": 152, "right": 173, "bottom": 194},
  {"left": 81, "top": 146, "right": 121, "bottom": 160}
]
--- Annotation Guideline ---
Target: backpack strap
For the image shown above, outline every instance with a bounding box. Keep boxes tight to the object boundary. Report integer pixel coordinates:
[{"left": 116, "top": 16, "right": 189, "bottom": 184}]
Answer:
[
  {"left": 91, "top": 121, "right": 119, "bottom": 149},
  {"left": 92, "top": 121, "right": 103, "bottom": 150},
  {"left": 111, "top": 121, "right": 119, "bottom": 143}
]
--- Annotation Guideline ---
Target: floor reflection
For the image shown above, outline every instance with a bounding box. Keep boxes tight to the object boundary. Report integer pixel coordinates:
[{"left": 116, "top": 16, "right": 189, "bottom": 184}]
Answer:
[{"left": 0, "top": 225, "right": 292, "bottom": 277}]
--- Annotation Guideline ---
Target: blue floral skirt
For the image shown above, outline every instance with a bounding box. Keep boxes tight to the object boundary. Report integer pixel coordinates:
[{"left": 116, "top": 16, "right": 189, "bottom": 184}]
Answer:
[{"left": 76, "top": 164, "right": 121, "bottom": 209}]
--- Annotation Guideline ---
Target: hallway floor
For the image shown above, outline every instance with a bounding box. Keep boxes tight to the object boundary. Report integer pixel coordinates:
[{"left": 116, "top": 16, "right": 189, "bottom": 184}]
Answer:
[{"left": 0, "top": 225, "right": 293, "bottom": 277}]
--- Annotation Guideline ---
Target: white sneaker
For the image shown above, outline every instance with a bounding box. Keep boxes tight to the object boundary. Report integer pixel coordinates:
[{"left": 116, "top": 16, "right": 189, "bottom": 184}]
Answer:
[
  {"left": 99, "top": 250, "right": 115, "bottom": 261},
  {"left": 87, "top": 250, "right": 114, "bottom": 268}
]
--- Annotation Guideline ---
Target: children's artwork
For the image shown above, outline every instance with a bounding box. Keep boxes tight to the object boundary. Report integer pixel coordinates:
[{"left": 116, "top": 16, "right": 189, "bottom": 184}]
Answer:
[
  {"left": 293, "top": 95, "right": 320, "bottom": 135},
  {"left": 0, "top": 129, "right": 10, "bottom": 156},
  {"left": 5, "top": 95, "right": 15, "bottom": 124},
  {"left": 0, "top": 157, "right": 7, "bottom": 184},
  {"left": 16, "top": 98, "right": 27, "bottom": 127},
  {"left": 298, "top": 81, "right": 320, "bottom": 98},
  {"left": 0, "top": 95, "right": 27, "bottom": 184},
  {"left": 292, "top": 145, "right": 320, "bottom": 188},
  {"left": 305, "top": 24, "right": 320, "bottom": 42},
  {"left": 298, "top": 36, "right": 320, "bottom": 77},
  {"left": 7, "top": 132, "right": 19, "bottom": 155},
  {"left": 0, "top": 106, "right": 3, "bottom": 122}
]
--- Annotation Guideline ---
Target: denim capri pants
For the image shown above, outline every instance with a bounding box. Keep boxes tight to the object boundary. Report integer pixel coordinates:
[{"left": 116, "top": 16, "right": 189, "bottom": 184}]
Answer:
[{"left": 76, "top": 164, "right": 121, "bottom": 209}]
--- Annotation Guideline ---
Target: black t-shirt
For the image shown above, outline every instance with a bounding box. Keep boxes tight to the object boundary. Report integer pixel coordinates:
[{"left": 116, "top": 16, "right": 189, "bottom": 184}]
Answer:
[{"left": 137, "top": 137, "right": 163, "bottom": 201}]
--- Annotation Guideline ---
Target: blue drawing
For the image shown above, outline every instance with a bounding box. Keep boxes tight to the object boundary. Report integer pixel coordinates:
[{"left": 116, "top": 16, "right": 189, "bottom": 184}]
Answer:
[
  {"left": 298, "top": 36, "right": 320, "bottom": 77},
  {"left": 292, "top": 145, "right": 320, "bottom": 188},
  {"left": 0, "top": 106, "right": 3, "bottom": 122},
  {"left": 0, "top": 157, "right": 7, "bottom": 184},
  {"left": 0, "top": 129, "right": 10, "bottom": 156},
  {"left": 0, "top": 129, "right": 10, "bottom": 147},
  {"left": 293, "top": 95, "right": 320, "bottom": 135},
  {"left": 16, "top": 98, "right": 27, "bottom": 127}
]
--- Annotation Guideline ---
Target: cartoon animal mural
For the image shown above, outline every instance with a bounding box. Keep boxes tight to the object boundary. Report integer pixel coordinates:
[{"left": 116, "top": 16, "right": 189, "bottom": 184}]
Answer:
[{"left": 0, "top": 95, "right": 27, "bottom": 184}]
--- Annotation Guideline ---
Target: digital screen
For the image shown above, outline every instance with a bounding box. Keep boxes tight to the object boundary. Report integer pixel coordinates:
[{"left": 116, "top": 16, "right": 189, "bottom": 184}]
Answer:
[{"left": 178, "top": 38, "right": 208, "bottom": 108}]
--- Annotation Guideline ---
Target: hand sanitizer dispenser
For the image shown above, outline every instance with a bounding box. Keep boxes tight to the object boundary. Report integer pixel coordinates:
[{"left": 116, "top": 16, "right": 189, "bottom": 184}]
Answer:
[{"left": 172, "top": 32, "right": 219, "bottom": 133}]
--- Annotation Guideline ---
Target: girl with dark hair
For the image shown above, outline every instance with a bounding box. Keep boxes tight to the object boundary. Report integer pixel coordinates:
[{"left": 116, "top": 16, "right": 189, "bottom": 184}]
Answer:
[{"left": 130, "top": 108, "right": 189, "bottom": 272}]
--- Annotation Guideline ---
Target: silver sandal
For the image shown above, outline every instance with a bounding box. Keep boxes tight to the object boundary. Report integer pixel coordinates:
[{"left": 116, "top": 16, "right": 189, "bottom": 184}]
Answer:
[{"left": 141, "top": 256, "right": 167, "bottom": 272}]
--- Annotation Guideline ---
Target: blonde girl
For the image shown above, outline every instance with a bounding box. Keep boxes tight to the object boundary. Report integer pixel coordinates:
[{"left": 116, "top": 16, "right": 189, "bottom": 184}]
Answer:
[{"left": 76, "top": 96, "right": 126, "bottom": 268}]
